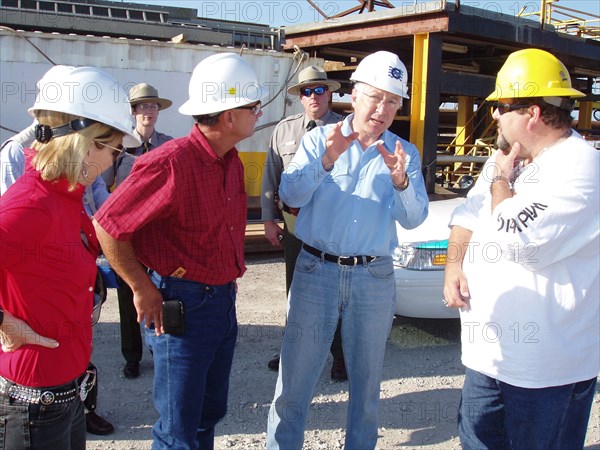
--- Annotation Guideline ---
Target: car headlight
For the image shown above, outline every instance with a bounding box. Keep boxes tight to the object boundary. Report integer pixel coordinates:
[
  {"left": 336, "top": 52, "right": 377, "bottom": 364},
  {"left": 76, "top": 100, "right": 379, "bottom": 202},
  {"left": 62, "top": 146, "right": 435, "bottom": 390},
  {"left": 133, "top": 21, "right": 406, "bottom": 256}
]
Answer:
[{"left": 393, "top": 239, "right": 448, "bottom": 270}]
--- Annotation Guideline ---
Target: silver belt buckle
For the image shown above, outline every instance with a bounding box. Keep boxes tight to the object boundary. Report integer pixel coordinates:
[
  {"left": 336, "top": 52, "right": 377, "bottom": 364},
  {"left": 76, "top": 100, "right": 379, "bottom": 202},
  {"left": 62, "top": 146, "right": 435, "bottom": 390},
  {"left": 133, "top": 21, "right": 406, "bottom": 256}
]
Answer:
[
  {"left": 40, "top": 391, "right": 55, "bottom": 405},
  {"left": 337, "top": 256, "right": 357, "bottom": 266}
]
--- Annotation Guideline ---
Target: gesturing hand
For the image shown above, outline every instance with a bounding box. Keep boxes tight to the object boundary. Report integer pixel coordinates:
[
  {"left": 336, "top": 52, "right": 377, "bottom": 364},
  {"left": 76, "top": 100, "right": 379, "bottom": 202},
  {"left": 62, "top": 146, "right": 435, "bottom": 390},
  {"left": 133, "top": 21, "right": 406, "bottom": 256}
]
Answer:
[
  {"left": 377, "top": 140, "right": 408, "bottom": 188},
  {"left": 322, "top": 122, "right": 359, "bottom": 169}
]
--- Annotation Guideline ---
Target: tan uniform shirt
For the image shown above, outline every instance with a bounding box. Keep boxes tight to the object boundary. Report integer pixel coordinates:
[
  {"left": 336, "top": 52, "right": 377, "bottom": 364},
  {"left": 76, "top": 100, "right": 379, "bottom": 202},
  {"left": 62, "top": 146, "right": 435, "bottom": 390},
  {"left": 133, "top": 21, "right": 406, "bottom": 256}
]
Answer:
[
  {"left": 261, "top": 110, "right": 343, "bottom": 221},
  {"left": 101, "top": 129, "right": 173, "bottom": 189}
]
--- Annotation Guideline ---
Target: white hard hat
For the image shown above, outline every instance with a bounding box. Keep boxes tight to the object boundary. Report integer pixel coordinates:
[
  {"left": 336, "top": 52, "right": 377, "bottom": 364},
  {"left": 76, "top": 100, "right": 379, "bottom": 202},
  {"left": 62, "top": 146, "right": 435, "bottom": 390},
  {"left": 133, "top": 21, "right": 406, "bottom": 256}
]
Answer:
[
  {"left": 350, "top": 51, "right": 410, "bottom": 99},
  {"left": 179, "top": 52, "right": 268, "bottom": 116},
  {"left": 28, "top": 65, "right": 140, "bottom": 147}
]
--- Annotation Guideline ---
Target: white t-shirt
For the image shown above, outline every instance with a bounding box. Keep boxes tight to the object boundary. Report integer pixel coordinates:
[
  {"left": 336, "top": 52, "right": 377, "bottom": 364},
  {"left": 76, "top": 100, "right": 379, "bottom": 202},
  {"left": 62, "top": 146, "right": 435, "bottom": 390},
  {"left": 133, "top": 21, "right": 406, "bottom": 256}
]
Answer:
[{"left": 450, "top": 131, "right": 599, "bottom": 388}]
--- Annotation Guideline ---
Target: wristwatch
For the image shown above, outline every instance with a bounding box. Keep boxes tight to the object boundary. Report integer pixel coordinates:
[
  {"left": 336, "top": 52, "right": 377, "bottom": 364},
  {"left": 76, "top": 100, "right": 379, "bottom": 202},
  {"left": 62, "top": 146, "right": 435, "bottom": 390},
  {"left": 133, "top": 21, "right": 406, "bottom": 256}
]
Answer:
[
  {"left": 393, "top": 176, "right": 410, "bottom": 191},
  {"left": 0, "top": 308, "right": 4, "bottom": 327}
]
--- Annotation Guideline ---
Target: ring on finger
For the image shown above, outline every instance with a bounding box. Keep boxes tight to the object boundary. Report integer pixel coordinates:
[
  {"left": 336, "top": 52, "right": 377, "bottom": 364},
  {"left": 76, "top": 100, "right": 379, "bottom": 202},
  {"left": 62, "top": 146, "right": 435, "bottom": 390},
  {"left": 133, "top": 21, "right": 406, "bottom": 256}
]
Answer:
[{"left": 442, "top": 298, "right": 449, "bottom": 307}]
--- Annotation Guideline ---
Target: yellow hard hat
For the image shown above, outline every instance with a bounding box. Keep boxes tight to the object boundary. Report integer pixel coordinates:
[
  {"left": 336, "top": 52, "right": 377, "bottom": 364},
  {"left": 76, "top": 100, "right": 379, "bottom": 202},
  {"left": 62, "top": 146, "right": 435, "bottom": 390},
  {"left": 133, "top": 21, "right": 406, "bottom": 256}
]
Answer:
[{"left": 487, "top": 48, "right": 584, "bottom": 101}]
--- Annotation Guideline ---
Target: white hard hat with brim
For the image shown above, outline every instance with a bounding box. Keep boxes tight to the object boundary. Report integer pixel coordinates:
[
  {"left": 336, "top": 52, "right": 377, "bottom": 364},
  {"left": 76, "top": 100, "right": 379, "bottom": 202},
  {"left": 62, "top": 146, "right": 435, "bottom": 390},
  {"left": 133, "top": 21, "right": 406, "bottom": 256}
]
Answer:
[{"left": 179, "top": 53, "right": 269, "bottom": 116}]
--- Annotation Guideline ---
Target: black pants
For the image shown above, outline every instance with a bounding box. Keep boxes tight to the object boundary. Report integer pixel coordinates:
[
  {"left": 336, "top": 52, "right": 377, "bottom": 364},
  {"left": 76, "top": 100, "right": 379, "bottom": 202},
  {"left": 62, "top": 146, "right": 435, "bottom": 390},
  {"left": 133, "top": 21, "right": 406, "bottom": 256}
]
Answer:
[
  {"left": 283, "top": 225, "right": 344, "bottom": 360},
  {"left": 117, "top": 281, "right": 143, "bottom": 363}
]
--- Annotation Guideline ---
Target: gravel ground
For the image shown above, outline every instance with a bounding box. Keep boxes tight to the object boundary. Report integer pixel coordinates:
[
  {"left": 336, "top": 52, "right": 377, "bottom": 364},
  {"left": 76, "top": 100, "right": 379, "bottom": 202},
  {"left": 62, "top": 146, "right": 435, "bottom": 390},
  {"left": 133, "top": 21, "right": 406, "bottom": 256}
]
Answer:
[{"left": 87, "top": 255, "right": 600, "bottom": 450}]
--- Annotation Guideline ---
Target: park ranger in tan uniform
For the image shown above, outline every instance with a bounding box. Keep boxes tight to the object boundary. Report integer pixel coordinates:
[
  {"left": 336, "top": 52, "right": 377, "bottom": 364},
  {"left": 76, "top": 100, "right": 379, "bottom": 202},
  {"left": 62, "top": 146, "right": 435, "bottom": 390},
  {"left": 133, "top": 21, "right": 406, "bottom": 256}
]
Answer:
[{"left": 260, "top": 66, "right": 348, "bottom": 380}]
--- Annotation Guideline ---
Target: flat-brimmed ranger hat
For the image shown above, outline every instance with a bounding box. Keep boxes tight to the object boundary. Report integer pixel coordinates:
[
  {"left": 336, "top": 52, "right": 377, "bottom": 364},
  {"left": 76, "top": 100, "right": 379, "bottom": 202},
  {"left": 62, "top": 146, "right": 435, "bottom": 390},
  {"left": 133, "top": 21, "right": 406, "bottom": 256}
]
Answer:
[
  {"left": 129, "top": 83, "right": 172, "bottom": 110},
  {"left": 287, "top": 66, "right": 341, "bottom": 96}
]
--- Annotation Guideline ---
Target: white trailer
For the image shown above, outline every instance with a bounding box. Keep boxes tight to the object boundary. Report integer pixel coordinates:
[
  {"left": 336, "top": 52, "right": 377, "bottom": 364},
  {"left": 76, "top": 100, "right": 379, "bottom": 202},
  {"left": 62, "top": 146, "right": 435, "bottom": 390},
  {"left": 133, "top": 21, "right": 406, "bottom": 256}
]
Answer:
[{"left": 0, "top": 29, "right": 321, "bottom": 209}]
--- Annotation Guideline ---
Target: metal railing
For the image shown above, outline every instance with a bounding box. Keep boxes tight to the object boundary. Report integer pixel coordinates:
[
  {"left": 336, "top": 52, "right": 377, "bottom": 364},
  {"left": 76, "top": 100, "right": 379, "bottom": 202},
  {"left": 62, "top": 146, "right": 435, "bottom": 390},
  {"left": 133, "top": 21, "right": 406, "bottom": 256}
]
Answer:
[
  {"left": 518, "top": 0, "right": 600, "bottom": 40},
  {"left": 435, "top": 101, "right": 497, "bottom": 187}
]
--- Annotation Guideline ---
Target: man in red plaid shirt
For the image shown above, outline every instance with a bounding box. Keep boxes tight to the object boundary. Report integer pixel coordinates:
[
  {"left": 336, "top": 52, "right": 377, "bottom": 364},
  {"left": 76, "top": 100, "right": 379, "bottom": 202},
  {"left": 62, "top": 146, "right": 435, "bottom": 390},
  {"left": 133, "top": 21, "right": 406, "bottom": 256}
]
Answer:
[{"left": 94, "top": 53, "right": 266, "bottom": 450}]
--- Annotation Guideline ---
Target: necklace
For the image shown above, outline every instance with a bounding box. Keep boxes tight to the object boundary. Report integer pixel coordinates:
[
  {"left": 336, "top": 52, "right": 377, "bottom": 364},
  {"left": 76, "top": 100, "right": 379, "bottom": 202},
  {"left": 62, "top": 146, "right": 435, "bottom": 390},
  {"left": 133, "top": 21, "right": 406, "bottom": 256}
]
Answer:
[
  {"left": 534, "top": 128, "right": 572, "bottom": 161},
  {"left": 512, "top": 128, "right": 572, "bottom": 181}
]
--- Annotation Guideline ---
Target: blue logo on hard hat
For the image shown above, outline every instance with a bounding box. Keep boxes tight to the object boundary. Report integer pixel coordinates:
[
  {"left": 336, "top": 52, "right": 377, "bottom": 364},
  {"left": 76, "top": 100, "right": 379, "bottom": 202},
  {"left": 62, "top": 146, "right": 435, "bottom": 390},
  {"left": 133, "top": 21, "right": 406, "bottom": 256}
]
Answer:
[{"left": 388, "top": 66, "right": 403, "bottom": 81}]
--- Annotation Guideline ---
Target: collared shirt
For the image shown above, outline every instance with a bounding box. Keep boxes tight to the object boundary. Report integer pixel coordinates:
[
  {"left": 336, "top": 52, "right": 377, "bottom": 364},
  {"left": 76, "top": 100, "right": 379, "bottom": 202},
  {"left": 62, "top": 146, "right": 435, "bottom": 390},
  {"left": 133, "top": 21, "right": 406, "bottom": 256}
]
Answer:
[
  {"left": 261, "top": 110, "right": 343, "bottom": 221},
  {"left": 0, "top": 150, "right": 96, "bottom": 386},
  {"left": 279, "top": 113, "right": 428, "bottom": 256},
  {"left": 127, "top": 128, "right": 174, "bottom": 156},
  {"left": 0, "top": 140, "right": 25, "bottom": 195},
  {"left": 95, "top": 125, "right": 247, "bottom": 285},
  {"left": 101, "top": 129, "right": 173, "bottom": 189}
]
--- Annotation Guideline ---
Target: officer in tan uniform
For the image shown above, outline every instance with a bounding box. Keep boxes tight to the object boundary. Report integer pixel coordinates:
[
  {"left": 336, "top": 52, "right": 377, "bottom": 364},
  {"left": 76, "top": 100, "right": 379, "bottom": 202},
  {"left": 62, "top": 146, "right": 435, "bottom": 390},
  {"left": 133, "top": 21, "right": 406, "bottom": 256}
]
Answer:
[
  {"left": 101, "top": 83, "right": 173, "bottom": 380},
  {"left": 261, "top": 66, "right": 348, "bottom": 380}
]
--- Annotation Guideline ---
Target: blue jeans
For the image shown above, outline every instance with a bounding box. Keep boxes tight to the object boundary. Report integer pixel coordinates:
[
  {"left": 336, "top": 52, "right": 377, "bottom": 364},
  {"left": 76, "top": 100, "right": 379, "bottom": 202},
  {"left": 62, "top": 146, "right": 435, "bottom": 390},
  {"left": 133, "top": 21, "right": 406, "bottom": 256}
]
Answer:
[
  {"left": 0, "top": 393, "right": 85, "bottom": 450},
  {"left": 146, "top": 273, "right": 238, "bottom": 450},
  {"left": 266, "top": 250, "right": 396, "bottom": 450},
  {"left": 459, "top": 368, "right": 597, "bottom": 450}
]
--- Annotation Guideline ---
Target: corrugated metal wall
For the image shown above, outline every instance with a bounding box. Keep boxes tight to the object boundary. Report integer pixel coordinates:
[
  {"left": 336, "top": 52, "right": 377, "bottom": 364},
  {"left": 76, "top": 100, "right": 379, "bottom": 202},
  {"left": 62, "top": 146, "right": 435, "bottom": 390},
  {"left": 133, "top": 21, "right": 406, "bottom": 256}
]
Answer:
[{"left": 0, "top": 31, "right": 321, "bottom": 151}]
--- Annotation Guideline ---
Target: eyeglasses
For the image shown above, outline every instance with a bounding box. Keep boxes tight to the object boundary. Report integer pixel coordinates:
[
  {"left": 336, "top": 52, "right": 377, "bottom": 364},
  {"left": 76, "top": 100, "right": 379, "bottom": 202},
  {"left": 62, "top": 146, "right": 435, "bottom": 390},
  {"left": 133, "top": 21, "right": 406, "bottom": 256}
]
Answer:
[
  {"left": 300, "top": 86, "right": 328, "bottom": 97},
  {"left": 95, "top": 141, "right": 123, "bottom": 160},
  {"left": 356, "top": 89, "right": 401, "bottom": 110},
  {"left": 236, "top": 102, "right": 262, "bottom": 115},
  {"left": 494, "top": 102, "right": 530, "bottom": 115},
  {"left": 136, "top": 103, "right": 160, "bottom": 112}
]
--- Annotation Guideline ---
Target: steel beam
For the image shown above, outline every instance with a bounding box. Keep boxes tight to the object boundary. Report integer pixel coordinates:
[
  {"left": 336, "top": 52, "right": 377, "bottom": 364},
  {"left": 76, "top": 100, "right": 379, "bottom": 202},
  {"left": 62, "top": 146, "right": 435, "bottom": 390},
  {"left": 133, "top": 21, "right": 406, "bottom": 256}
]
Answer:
[
  {"left": 283, "top": 15, "right": 449, "bottom": 49},
  {"left": 410, "top": 32, "right": 443, "bottom": 194}
]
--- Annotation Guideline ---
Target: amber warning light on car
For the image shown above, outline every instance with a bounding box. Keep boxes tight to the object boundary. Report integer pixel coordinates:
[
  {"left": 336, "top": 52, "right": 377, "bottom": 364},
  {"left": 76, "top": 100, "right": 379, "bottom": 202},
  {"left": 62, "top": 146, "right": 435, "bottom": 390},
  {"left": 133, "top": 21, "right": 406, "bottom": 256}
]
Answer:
[{"left": 393, "top": 239, "right": 449, "bottom": 270}]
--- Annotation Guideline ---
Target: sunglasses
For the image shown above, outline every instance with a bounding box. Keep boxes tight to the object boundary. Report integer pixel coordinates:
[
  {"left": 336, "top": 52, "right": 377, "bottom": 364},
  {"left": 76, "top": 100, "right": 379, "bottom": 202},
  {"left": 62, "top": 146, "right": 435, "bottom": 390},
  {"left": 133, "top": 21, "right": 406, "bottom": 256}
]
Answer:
[
  {"left": 95, "top": 141, "right": 124, "bottom": 160},
  {"left": 236, "top": 102, "right": 262, "bottom": 115},
  {"left": 300, "top": 86, "right": 328, "bottom": 97},
  {"left": 494, "top": 102, "right": 531, "bottom": 115}
]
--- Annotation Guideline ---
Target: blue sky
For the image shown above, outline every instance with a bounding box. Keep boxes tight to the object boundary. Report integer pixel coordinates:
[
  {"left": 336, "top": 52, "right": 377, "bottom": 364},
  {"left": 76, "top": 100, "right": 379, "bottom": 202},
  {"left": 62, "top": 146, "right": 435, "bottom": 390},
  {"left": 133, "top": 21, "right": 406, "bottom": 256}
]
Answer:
[{"left": 122, "top": 0, "right": 598, "bottom": 27}]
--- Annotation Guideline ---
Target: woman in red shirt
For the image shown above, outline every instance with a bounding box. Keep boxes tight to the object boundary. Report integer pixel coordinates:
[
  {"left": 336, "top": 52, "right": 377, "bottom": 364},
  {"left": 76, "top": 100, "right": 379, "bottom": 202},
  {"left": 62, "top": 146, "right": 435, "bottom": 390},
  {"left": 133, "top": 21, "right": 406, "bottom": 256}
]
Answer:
[{"left": 0, "top": 65, "right": 139, "bottom": 450}]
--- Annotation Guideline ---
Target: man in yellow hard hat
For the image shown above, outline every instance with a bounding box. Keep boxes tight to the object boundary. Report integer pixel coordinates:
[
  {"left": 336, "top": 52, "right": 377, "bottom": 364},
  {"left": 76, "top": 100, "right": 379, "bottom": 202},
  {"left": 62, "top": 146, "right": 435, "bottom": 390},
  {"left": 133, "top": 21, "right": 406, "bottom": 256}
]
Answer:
[{"left": 443, "top": 48, "right": 598, "bottom": 449}]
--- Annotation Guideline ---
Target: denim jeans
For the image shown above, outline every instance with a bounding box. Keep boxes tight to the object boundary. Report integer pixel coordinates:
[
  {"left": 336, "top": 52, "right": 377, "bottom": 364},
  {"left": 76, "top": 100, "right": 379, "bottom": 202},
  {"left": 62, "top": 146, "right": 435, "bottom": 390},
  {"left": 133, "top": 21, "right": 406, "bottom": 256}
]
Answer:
[
  {"left": 146, "top": 272, "right": 238, "bottom": 450},
  {"left": 283, "top": 225, "right": 344, "bottom": 361},
  {"left": 266, "top": 250, "right": 396, "bottom": 450},
  {"left": 0, "top": 393, "right": 85, "bottom": 450},
  {"left": 459, "top": 368, "right": 597, "bottom": 450}
]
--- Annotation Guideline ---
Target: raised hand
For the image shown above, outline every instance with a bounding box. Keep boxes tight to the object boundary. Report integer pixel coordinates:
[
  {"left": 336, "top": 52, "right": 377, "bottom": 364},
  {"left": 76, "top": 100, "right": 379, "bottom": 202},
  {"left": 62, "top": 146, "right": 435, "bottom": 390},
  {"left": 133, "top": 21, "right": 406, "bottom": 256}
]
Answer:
[
  {"left": 377, "top": 140, "right": 408, "bottom": 188},
  {"left": 322, "top": 122, "right": 359, "bottom": 169}
]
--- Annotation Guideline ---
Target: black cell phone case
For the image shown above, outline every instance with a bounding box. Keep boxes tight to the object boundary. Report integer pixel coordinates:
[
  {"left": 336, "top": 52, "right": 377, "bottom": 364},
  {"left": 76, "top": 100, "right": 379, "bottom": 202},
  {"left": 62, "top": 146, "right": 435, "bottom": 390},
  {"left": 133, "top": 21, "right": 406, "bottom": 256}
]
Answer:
[{"left": 162, "top": 300, "right": 185, "bottom": 335}]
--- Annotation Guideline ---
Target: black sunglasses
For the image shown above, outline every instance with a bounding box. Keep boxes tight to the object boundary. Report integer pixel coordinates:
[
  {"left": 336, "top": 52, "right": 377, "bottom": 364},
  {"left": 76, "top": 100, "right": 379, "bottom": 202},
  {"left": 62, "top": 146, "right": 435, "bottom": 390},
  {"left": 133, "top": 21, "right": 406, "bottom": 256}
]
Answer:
[
  {"left": 494, "top": 102, "right": 531, "bottom": 115},
  {"left": 300, "top": 86, "right": 328, "bottom": 97}
]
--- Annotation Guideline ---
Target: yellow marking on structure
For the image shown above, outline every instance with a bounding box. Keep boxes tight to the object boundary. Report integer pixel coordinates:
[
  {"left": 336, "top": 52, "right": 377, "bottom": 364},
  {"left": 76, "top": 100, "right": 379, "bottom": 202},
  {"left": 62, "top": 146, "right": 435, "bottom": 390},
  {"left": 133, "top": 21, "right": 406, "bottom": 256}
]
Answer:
[{"left": 238, "top": 151, "right": 267, "bottom": 197}]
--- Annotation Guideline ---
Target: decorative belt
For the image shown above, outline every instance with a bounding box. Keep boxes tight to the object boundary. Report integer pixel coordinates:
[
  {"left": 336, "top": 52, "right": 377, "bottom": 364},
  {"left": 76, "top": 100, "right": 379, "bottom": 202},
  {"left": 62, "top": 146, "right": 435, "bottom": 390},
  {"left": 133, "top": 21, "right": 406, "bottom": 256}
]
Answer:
[
  {"left": 0, "top": 370, "right": 96, "bottom": 406},
  {"left": 302, "top": 243, "right": 378, "bottom": 266}
]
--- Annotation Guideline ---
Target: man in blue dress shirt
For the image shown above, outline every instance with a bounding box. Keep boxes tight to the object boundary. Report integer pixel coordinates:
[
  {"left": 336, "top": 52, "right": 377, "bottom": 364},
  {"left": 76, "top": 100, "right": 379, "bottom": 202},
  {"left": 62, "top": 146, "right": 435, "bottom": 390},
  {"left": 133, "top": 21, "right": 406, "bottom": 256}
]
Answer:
[{"left": 266, "top": 51, "right": 429, "bottom": 449}]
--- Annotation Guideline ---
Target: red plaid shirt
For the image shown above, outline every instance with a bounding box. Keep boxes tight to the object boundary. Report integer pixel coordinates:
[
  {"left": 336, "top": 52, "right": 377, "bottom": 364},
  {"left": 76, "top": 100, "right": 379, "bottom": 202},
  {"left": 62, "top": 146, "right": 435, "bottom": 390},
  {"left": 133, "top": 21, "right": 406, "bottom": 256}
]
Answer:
[{"left": 95, "top": 125, "right": 247, "bottom": 285}]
